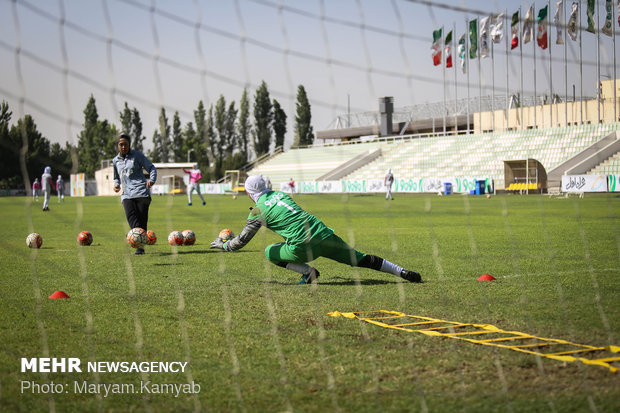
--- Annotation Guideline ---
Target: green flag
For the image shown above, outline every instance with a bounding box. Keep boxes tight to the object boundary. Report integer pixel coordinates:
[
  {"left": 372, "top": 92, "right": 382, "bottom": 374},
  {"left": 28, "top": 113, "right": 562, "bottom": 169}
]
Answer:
[
  {"left": 469, "top": 19, "right": 478, "bottom": 59},
  {"left": 586, "top": 0, "right": 596, "bottom": 33}
]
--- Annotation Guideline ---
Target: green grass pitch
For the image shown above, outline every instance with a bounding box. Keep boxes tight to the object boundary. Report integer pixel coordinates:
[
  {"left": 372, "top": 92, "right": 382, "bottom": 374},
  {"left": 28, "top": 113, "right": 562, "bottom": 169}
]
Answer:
[{"left": 1, "top": 193, "right": 619, "bottom": 412}]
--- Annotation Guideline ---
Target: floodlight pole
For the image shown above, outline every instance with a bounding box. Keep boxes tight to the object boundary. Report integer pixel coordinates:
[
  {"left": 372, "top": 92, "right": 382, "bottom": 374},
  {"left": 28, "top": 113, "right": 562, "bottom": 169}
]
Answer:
[{"left": 187, "top": 149, "right": 194, "bottom": 163}]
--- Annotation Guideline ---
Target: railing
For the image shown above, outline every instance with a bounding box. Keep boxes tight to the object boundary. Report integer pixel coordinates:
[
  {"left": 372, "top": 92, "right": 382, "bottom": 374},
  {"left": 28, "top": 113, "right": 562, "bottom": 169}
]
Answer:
[{"left": 240, "top": 146, "right": 284, "bottom": 172}]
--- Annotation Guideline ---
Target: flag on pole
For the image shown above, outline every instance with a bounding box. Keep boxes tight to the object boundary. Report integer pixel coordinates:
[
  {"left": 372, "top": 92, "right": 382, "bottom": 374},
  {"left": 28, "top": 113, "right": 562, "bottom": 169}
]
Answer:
[
  {"left": 523, "top": 5, "right": 535, "bottom": 44},
  {"left": 469, "top": 19, "right": 478, "bottom": 59},
  {"left": 491, "top": 13, "right": 505, "bottom": 43},
  {"left": 568, "top": 2, "right": 579, "bottom": 40},
  {"left": 480, "top": 16, "right": 490, "bottom": 58},
  {"left": 432, "top": 28, "right": 442, "bottom": 66},
  {"left": 602, "top": 0, "right": 613, "bottom": 36},
  {"left": 458, "top": 33, "right": 466, "bottom": 73},
  {"left": 586, "top": 0, "right": 596, "bottom": 33},
  {"left": 511, "top": 10, "right": 520, "bottom": 49},
  {"left": 618, "top": 0, "right": 620, "bottom": 27},
  {"left": 537, "top": 5, "right": 548, "bottom": 49},
  {"left": 555, "top": 1, "right": 565, "bottom": 44},
  {"left": 445, "top": 31, "right": 453, "bottom": 68}
]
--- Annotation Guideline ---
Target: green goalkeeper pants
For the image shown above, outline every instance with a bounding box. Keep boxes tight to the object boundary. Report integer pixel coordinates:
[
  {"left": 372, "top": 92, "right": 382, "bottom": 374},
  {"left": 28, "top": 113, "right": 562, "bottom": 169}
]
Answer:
[{"left": 265, "top": 233, "right": 366, "bottom": 266}]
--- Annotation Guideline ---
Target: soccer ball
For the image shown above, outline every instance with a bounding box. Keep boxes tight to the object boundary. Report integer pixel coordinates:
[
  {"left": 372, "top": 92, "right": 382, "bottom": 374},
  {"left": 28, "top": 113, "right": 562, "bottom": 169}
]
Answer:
[
  {"left": 182, "top": 230, "right": 196, "bottom": 246},
  {"left": 77, "top": 231, "right": 93, "bottom": 246},
  {"left": 168, "top": 231, "right": 184, "bottom": 246},
  {"left": 219, "top": 228, "right": 234, "bottom": 241},
  {"left": 26, "top": 233, "right": 42, "bottom": 248},
  {"left": 126, "top": 228, "right": 147, "bottom": 249},
  {"left": 146, "top": 230, "right": 157, "bottom": 245}
]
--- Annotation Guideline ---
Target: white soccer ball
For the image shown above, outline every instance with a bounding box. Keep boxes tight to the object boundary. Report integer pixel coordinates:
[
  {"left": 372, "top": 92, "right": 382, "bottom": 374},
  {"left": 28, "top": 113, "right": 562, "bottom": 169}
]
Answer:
[
  {"left": 126, "top": 228, "right": 147, "bottom": 249},
  {"left": 26, "top": 233, "right": 43, "bottom": 248},
  {"left": 182, "top": 230, "right": 196, "bottom": 246},
  {"left": 168, "top": 231, "right": 184, "bottom": 246}
]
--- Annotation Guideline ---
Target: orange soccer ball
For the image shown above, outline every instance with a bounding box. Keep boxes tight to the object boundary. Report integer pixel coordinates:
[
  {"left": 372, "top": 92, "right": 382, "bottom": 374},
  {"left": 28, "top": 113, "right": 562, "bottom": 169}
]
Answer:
[
  {"left": 146, "top": 230, "right": 157, "bottom": 245},
  {"left": 219, "top": 229, "right": 234, "bottom": 241},
  {"left": 77, "top": 231, "right": 93, "bottom": 246}
]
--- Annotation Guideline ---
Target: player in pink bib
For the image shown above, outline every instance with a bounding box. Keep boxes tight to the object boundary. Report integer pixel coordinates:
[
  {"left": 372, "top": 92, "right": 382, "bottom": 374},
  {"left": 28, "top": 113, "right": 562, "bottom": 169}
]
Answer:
[{"left": 183, "top": 164, "right": 206, "bottom": 206}]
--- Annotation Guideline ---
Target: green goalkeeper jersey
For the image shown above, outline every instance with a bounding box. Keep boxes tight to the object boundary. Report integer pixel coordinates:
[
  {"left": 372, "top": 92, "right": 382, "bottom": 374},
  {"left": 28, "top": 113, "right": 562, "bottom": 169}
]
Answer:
[{"left": 248, "top": 191, "right": 334, "bottom": 246}]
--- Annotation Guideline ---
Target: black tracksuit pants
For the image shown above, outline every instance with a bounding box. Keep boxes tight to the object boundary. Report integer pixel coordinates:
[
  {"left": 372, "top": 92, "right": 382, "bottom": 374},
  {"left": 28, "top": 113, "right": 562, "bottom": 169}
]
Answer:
[{"left": 122, "top": 197, "right": 151, "bottom": 230}]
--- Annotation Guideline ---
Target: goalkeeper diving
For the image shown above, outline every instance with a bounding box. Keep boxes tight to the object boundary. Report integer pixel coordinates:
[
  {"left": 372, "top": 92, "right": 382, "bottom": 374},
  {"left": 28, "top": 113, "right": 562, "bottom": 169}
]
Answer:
[{"left": 210, "top": 175, "right": 422, "bottom": 284}]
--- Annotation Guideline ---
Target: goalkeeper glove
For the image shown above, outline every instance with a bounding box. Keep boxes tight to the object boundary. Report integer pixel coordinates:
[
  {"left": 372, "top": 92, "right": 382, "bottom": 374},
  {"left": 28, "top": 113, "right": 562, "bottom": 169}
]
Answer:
[{"left": 210, "top": 237, "right": 225, "bottom": 249}]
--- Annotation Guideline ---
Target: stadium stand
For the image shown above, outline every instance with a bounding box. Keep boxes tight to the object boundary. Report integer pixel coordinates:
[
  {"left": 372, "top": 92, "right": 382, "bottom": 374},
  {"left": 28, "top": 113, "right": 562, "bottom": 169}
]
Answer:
[
  {"left": 248, "top": 142, "right": 382, "bottom": 188},
  {"left": 589, "top": 151, "right": 620, "bottom": 174},
  {"left": 248, "top": 123, "right": 620, "bottom": 191}
]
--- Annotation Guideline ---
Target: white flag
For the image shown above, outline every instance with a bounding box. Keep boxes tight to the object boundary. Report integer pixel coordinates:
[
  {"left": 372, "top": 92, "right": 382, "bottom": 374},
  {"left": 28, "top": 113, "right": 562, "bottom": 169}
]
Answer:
[
  {"left": 490, "top": 13, "right": 505, "bottom": 43},
  {"left": 602, "top": 0, "right": 613, "bottom": 36},
  {"left": 555, "top": 1, "right": 565, "bottom": 44},
  {"left": 458, "top": 33, "right": 467, "bottom": 74},
  {"left": 480, "top": 16, "right": 490, "bottom": 58},
  {"left": 567, "top": 2, "right": 578, "bottom": 41},
  {"left": 523, "top": 5, "right": 535, "bottom": 43}
]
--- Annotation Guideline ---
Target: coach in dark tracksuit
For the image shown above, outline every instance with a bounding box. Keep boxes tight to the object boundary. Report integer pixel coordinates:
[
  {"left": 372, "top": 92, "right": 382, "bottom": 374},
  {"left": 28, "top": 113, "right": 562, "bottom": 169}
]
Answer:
[{"left": 113, "top": 133, "right": 157, "bottom": 255}]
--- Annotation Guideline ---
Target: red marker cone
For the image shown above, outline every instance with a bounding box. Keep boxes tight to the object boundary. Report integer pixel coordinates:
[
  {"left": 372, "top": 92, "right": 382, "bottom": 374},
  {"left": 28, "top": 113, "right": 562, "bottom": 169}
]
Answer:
[
  {"left": 477, "top": 274, "right": 496, "bottom": 281},
  {"left": 49, "top": 291, "right": 70, "bottom": 299}
]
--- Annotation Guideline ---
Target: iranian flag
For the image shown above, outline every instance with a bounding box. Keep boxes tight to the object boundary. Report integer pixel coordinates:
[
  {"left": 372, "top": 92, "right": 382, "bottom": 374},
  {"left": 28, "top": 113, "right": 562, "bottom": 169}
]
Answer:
[
  {"left": 511, "top": 10, "right": 519, "bottom": 49},
  {"left": 445, "top": 31, "right": 453, "bottom": 68},
  {"left": 432, "top": 28, "right": 442, "bottom": 66},
  {"left": 537, "top": 5, "right": 548, "bottom": 50}
]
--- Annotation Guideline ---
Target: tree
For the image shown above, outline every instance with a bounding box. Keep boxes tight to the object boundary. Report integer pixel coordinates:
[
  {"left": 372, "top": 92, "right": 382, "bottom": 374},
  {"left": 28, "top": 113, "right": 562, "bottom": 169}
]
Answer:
[
  {"left": 119, "top": 102, "right": 145, "bottom": 152},
  {"left": 253, "top": 81, "right": 273, "bottom": 157},
  {"left": 0, "top": 101, "right": 17, "bottom": 187},
  {"left": 76, "top": 95, "right": 116, "bottom": 178},
  {"left": 194, "top": 100, "right": 211, "bottom": 168},
  {"left": 10, "top": 115, "right": 51, "bottom": 189},
  {"left": 272, "top": 99, "right": 287, "bottom": 149},
  {"left": 77, "top": 95, "right": 100, "bottom": 177},
  {"left": 294, "top": 85, "right": 314, "bottom": 147},
  {"left": 171, "top": 111, "right": 184, "bottom": 162},
  {"left": 150, "top": 108, "right": 171, "bottom": 162},
  {"left": 237, "top": 88, "right": 251, "bottom": 163},
  {"left": 213, "top": 95, "right": 227, "bottom": 171},
  {"left": 224, "top": 101, "right": 238, "bottom": 157}
]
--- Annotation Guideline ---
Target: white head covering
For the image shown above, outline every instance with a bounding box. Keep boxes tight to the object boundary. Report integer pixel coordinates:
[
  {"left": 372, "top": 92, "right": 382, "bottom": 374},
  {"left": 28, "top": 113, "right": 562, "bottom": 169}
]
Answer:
[
  {"left": 44, "top": 166, "right": 51, "bottom": 175},
  {"left": 245, "top": 175, "right": 270, "bottom": 202},
  {"left": 387, "top": 168, "right": 391, "bottom": 174}
]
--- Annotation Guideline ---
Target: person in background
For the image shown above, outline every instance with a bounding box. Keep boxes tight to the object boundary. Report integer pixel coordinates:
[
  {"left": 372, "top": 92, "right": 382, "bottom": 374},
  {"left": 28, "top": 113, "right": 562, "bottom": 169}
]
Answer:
[
  {"left": 32, "top": 178, "right": 41, "bottom": 201},
  {"left": 384, "top": 168, "right": 394, "bottom": 200},
  {"left": 113, "top": 133, "right": 157, "bottom": 255},
  {"left": 56, "top": 175, "right": 65, "bottom": 202},
  {"left": 211, "top": 175, "right": 422, "bottom": 285},
  {"left": 183, "top": 164, "right": 206, "bottom": 206},
  {"left": 41, "top": 166, "right": 53, "bottom": 211},
  {"left": 288, "top": 177, "right": 296, "bottom": 196}
]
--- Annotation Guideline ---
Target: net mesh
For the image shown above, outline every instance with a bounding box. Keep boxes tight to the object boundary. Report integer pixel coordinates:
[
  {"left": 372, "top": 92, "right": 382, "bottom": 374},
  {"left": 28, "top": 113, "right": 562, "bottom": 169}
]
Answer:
[{"left": 2, "top": 0, "right": 619, "bottom": 411}]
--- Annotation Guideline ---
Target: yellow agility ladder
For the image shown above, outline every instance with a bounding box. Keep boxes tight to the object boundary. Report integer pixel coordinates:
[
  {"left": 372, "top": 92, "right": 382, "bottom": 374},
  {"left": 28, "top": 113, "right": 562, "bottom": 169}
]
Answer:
[{"left": 328, "top": 310, "right": 620, "bottom": 373}]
